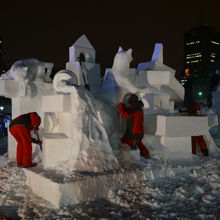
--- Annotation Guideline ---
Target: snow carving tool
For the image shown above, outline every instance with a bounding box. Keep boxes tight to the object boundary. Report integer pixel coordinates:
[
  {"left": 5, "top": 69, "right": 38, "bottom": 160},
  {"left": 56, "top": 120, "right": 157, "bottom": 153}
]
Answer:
[
  {"left": 34, "top": 126, "right": 42, "bottom": 151},
  {"left": 36, "top": 133, "right": 42, "bottom": 151}
]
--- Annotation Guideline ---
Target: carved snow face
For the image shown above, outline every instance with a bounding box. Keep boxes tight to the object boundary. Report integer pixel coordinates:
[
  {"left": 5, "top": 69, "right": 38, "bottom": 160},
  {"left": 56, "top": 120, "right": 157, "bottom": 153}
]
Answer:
[{"left": 111, "top": 47, "right": 133, "bottom": 75}]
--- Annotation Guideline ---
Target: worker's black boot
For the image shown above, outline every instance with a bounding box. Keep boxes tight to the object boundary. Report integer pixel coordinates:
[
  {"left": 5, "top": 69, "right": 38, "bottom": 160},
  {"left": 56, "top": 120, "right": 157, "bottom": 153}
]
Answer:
[{"left": 203, "top": 149, "right": 209, "bottom": 157}]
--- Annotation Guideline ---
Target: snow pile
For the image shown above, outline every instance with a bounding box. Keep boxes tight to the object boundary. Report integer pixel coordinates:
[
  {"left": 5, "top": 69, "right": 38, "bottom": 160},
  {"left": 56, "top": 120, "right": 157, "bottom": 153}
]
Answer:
[
  {"left": 0, "top": 148, "right": 219, "bottom": 219},
  {"left": 0, "top": 155, "right": 8, "bottom": 168}
]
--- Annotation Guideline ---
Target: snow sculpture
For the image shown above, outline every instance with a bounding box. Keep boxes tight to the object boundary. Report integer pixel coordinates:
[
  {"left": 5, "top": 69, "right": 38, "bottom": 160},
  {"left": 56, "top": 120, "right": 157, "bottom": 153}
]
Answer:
[
  {"left": 98, "top": 44, "right": 184, "bottom": 110},
  {"left": 66, "top": 34, "right": 101, "bottom": 94},
  {"left": 0, "top": 58, "right": 54, "bottom": 158},
  {"left": 3, "top": 36, "right": 215, "bottom": 209},
  {"left": 41, "top": 72, "right": 118, "bottom": 172},
  {"left": 0, "top": 58, "right": 53, "bottom": 83},
  {"left": 97, "top": 43, "right": 209, "bottom": 159},
  {"left": 53, "top": 69, "right": 78, "bottom": 94},
  {"left": 0, "top": 58, "right": 53, "bottom": 98}
]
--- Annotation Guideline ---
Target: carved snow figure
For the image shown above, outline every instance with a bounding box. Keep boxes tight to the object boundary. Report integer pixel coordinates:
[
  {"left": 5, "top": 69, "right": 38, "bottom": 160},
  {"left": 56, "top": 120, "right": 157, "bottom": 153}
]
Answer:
[
  {"left": 98, "top": 47, "right": 136, "bottom": 104},
  {"left": 0, "top": 58, "right": 54, "bottom": 98},
  {"left": 42, "top": 69, "right": 119, "bottom": 172},
  {"left": 53, "top": 69, "right": 78, "bottom": 94},
  {"left": 0, "top": 58, "right": 53, "bottom": 82}
]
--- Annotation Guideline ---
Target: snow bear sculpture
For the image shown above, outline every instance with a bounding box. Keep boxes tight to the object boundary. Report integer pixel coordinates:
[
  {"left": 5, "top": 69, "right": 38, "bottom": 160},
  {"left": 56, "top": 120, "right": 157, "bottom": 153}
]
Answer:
[{"left": 0, "top": 58, "right": 54, "bottom": 83}]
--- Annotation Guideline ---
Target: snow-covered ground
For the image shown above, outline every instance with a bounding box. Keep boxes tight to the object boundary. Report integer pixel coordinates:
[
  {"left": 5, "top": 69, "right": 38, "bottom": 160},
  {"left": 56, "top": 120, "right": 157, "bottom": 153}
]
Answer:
[{"left": 0, "top": 137, "right": 220, "bottom": 220}]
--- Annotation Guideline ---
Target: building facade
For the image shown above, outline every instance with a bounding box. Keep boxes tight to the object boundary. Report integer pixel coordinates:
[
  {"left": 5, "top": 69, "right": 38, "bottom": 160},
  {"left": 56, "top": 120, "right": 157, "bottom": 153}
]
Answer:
[{"left": 180, "top": 24, "right": 220, "bottom": 105}]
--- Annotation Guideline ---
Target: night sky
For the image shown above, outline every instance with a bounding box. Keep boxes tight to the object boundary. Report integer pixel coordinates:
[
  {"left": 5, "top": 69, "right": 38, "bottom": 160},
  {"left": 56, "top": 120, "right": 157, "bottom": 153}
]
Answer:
[{"left": 1, "top": 0, "right": 220, "bottom": 76}]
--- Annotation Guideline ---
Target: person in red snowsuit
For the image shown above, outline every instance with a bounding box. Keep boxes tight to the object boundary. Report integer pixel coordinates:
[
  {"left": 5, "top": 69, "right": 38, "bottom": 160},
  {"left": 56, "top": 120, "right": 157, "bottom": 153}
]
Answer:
[
  {"left": 9, "top": 112, "right": 41, "bottom": 167},
  {"left": 117, "top": 94, "right": 150, "bottom": 158},
  {"left": 188, "top": 102, "right": 209, "bottom": 156}
]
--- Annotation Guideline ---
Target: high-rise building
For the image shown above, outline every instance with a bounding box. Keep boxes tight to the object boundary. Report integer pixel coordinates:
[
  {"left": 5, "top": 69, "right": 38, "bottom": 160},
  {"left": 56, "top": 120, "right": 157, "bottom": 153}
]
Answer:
[
  {"left": 180, "top": 24, "right": 220, "bottom": 105},
  {"left": 0, "top": 34, "right": 7, "bottom": 75},
  {"left": 184, "top": 24, "right": 220, "bottom": 79}
]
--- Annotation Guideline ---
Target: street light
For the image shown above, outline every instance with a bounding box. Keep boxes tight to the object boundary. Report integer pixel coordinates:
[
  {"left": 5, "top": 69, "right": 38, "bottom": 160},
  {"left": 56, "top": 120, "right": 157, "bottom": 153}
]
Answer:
[
  {"left": 198, "top": 91, "right": 203, "bottom": 97},
  {"left": 0, "top": 106, "right": 4, "bottom": 111}
]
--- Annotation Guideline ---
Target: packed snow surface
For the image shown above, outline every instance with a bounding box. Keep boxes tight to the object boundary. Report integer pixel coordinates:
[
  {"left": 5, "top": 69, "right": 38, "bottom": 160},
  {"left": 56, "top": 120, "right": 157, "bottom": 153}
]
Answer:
[{"left": 0, "top": 146, "right": 219, "bottom": 219}]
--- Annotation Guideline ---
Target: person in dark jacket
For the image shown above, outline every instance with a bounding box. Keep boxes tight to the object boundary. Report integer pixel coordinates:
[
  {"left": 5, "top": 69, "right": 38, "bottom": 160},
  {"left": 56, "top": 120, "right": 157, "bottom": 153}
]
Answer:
[
  {"left": 9, "top": 112, "right": 42, "bottom": 167},
  {"left": 117, "top": 94, "right": 150, "bottom": 158}
]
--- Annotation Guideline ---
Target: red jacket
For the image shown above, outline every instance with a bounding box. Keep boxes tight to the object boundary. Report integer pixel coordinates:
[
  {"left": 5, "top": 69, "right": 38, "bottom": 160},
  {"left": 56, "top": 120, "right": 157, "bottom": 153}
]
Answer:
[
  {"left": 119, "top": 101, "right": 144, "bottom": 140},
  {"left": 188, "top": 103, "right": 201, "bottom": 116},
  {"left": 9, "top": 112, "right": 41, "bottom": 131}
]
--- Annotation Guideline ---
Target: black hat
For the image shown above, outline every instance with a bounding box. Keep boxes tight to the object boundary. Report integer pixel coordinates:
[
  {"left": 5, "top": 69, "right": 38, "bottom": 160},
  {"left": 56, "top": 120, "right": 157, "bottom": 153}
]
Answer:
[{"left": 128, "top": 94, "right": 138, "bottom": 105}]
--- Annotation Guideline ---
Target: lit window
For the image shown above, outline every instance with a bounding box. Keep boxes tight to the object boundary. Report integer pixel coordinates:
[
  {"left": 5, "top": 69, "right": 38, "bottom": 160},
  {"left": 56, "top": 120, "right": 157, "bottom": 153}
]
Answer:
[
  {"left": 186, "top": 41, "right": 200, "bottom": 45},
  {"left": 211, "top": 41, "right": 220, "bottom": 45},
  {"left": 186, "top": 53, "right": 202, "bottom": 59},
  {"left": 0, "top": 40, "right": 2, "bottom": 44},
  {"left": 211, "top": 60, "right": 215, "bottom": 62}
]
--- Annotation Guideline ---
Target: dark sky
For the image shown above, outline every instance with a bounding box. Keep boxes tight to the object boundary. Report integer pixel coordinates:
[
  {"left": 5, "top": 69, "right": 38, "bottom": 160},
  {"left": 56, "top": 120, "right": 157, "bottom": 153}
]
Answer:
[{"left": 1, "top": 0, "right": 220, "bottom": 75}]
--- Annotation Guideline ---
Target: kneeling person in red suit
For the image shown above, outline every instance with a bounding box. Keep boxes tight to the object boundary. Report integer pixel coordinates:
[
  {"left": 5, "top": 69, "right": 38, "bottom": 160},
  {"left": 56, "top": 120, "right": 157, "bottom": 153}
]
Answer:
[
  {"left": 118, "top": 94, "right": 150, "bottom": 158},
  {"left": 9, "top": 112, "right": 42, "bottom": 167}
]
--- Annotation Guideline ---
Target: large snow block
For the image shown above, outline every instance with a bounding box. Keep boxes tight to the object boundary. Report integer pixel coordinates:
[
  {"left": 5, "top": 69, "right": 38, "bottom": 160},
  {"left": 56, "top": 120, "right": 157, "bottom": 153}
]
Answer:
[
  {"left": 160, "top": 136, "right": 192, "bottom": 159},
  {"left": 161, "top": 75, "right": 184, "bottom": 101},
  {"left": 136, "top": 70, "right": 171, "bottom": 87},
  {"left": 144, "top": 114, "right": 158, "bottom": 135},
  {"left": 144, "top": 115, "right": 208, "bottom": 136},
  {"left": 136, "top": 71, "right": 184, "bottom": 101},
  {"left": 142, "top": 94, "right": 171, "bottom": 114},
  {"left": 42, "top": 95, "right": 71, "bottom": 112},
  {"left": 12, "top": 96, "right": 43, "bottom": 119},
  {"left": 42, "top": 133, "right": 72, "bottom": 168},
  {"left": 23, "top": 166, "right": 60, "bottom": 207},
  {"left": 0, "top": 80, "right": 26, "bottom": 98},
  {"left": 8, "top": 132, "right": 17, "bottom": 159},
  {"left": 156, "top": 115, "right": 208, "bottom": 137},
  {"left": 23, "top": 165, "right": 146, "bottom": 208}
]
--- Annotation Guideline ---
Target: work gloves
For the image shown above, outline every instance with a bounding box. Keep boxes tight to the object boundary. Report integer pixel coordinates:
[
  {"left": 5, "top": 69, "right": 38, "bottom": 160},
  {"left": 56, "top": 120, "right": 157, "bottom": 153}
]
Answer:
[
  {"left": 34, "top": 126, "right": 40, "bottom": 134},
  {"left": 32, "top": 138, "right": 42, "bottom": 145}
]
